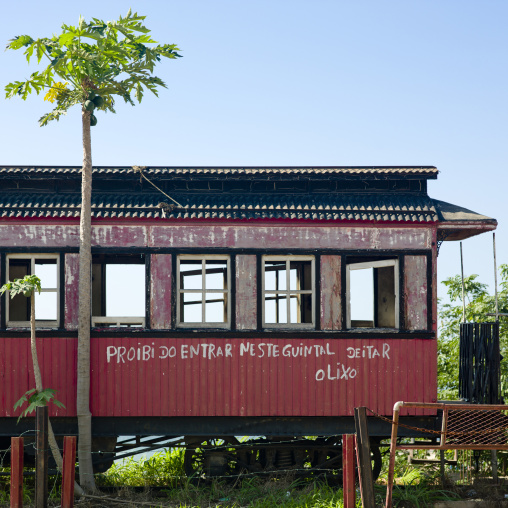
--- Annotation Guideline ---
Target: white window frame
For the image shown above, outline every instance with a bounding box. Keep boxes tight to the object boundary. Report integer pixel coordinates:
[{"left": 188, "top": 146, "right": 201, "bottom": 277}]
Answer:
[
  {"left": 262, "top": 255, "right": 315, "bottom": 329},
  {"left": 176, "top": 254, "right": 231, "bottom": 328},
  {"left": 5, "top": 253, "right": 60, "bottom": 328},
  {"left": 346, "top": 258, "right": 399, "bottom": 329}
]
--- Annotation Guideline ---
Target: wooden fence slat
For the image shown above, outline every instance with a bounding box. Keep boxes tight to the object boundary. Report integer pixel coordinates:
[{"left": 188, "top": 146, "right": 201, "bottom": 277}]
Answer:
[
  {"left": 342, "top": 434, "right": 355, "bottom": 508},
  {"left": 354, "top": 407, "right": 376, "bottom": 508},
  {"left": 61, "top": 436, "right": 76, "bottom": 508},
  {"left": 10, "top": 437, "right": 23, "bottom": 508}
]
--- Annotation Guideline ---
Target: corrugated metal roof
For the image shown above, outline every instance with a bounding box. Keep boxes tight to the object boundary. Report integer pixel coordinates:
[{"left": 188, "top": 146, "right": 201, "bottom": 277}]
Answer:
[
  {"left": 0, "top": 165, "right": 439, "bottom": 178},
  {"left": 0, "top": 192, "right": 439, "bottom": 222}
]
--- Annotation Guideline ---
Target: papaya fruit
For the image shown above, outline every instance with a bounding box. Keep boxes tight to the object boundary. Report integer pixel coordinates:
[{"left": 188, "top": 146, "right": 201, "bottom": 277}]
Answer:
[
  {"left": 90, "top": 114, "right": 97, "bottom": 126},
  {"left": 84, "top": 100, "right": 95, "bottom": 112},
  {"left": 93, "top": 95, "right": 104, "bottom": 108}
]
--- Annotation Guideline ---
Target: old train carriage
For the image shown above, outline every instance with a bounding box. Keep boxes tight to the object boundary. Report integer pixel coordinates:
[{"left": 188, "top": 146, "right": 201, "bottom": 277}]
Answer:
[{"left": 0, "top": 165, "right": 497, "bottom": 476}]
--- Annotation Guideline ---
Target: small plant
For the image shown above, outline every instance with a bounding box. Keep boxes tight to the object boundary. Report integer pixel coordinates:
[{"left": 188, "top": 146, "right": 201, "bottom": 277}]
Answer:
[
  {"left": 14, "top": 388, "right": 65, "bottom": 422},
  {"left": 0, "top": 274, "right": 41, "bottom": 298}
]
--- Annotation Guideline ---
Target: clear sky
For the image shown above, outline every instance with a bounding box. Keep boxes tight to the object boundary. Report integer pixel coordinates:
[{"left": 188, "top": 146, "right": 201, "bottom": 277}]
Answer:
[{"left": 1, "top": 0, "right": 506, "bottom": 306}]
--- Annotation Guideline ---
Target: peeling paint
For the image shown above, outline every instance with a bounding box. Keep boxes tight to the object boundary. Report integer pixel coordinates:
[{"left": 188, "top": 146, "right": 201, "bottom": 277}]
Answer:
[
  {"left": 320, "top": 256, "right": 342, "bottom": 330},
  {"left": 235, "top": 255, "right": 257, "bottom": 329},
  {"left": 404, "top": 256, "right": 428, "bottom": 330}
]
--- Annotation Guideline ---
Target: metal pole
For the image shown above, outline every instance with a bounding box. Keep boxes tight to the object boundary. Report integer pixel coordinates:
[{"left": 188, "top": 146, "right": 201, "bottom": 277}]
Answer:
[
  {"left": 493, "top": 233, "right": 499, "bottom": 322},
  {"left": 460, "top": 242, "right": 466, "bottom": 323}
]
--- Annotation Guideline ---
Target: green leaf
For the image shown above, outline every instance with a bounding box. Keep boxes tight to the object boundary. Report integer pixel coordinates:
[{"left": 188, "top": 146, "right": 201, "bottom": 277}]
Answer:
[{"left": 6, "top": 35, "right": 34, "bottom": 50}]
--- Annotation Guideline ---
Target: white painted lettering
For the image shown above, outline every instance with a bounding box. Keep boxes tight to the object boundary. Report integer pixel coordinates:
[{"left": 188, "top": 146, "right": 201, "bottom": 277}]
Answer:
[
  {"left": 382, "top": 343, "right": 390, "bottom": 359},
  {"left": 106, "top": 346, "right": 117, "bottom": 363}
]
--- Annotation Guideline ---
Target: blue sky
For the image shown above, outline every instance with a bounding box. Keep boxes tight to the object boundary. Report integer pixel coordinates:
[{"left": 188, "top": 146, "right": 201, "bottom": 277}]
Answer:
[{"left": 1, "top": 0, "right": 506, "bottom": 304}]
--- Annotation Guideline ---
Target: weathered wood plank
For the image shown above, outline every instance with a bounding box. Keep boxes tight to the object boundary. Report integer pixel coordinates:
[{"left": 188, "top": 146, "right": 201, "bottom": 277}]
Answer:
[
  {"left": 235, "top": 255, "right": 257, "bottom": 330},
  {"left": 150, "top": 254, "right": 172, "bottom": 329},
  {"left": 64, "top": 253, "right": 80, "bottom": 330},
  {"left": 404, "top": 255, "right": 428, "bottom": 330},
  {"left": 320, "top": 255, "right": 341, "bottom": 330}
]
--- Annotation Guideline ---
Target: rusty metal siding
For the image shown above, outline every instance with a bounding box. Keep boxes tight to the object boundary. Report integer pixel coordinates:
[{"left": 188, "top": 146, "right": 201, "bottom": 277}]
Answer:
[
  {"left": 320, "top": 255, "right": 342, "bottom": 330},
  {"left": 89, "top": 337, "right": 436, "bottom": 417},
  {"left": 404, "top": 255, "right": 428, "bottom": 330},
  {"left": 64, "top": 254, "right": 79, "bottom": 330},
  {"left": 150, "top": 254, "right": 172, "bottom": 329},
  {"left": 235, "top": 255, "right": 257, "bottom": 330}
]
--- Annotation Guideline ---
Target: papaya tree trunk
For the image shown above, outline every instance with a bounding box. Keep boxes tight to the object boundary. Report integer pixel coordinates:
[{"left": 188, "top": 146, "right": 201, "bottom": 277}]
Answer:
[
  {"left": 30, "top": 294, "right": 84, "bottom": 497},
  {"left": 76, "top": 109, "right": 96, "bottom": 492}
]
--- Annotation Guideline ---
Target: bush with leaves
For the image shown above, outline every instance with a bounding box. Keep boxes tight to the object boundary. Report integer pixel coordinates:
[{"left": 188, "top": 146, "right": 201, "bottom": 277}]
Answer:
[{"left": 438, "top": 264, "right": 508, "bottom": 400}]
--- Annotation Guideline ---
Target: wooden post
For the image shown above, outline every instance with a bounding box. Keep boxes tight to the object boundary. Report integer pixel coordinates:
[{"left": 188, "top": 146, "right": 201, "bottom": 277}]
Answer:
[
  {"left": 36, "top": 406, "right": 48, "bottom": 508},
  {"left": 61, "top": 436, "right": 77, "bottom": 508},
  {"left": 354, "top": 407, "right": 376, "bottom": 508},
  {"left": 10, "top": 437, "right": 24, "bottom": 508},
  {"left": 342, "top": 434, "right": 356, "bottom": 508}
]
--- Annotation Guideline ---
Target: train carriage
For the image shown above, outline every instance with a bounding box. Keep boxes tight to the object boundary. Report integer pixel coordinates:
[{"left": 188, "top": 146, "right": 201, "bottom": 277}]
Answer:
[{"left": 0, "top": 165, "right": 497, "bottom": 477}]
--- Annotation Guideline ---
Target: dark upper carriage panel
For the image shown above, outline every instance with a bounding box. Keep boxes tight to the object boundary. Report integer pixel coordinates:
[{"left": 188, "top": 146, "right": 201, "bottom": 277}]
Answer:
[{"left": 0, "top": 166, "right": 497, "bottom": 332}]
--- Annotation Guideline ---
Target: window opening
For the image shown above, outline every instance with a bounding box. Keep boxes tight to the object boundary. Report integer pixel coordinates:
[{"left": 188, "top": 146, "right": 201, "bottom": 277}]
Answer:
[
  {"left": 6, "top": 254, "right": 59, "bottom": 326},
  {"left": 177, "top": 256, "right": 230, "bottom": 327},
  {"left": 92, "top": 254, "right": 145, "bottom": 327},
  {"left": 346, "top": 258, "right": 399, "bottom": 329},
  {"left": 263, "top": 256, "right": 314, "bottom": 327}
]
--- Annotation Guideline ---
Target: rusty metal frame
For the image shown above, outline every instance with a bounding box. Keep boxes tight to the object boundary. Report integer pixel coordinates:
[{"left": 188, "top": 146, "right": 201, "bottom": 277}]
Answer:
[{"left": 385, "top": 401, "right": 508, "bottom": 508}]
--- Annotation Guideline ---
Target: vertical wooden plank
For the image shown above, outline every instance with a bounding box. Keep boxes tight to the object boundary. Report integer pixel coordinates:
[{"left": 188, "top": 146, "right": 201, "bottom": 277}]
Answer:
[
  {"left": 36, "top": 406, "right": 48, "bottom": 508},
  {"left": 320, "top": 255, "right": 342, "bottom": 330},
  {"left": 61, "top": 436, "right": 76, "bottom": 508},
  {"left": 342, "top": 434, "right": 355, "bottom": 508},
  {"left": 150, "top": 254, "right": 172, "bottom": 329},
  {"left": 10, "top": 437, "right": 23, "bottom": 508},
  {"left": 404, "top": 255, "right": 428, "bottom": 330},
  {"left": 64, "top": 253, "right": 80, "bottom": 330},
  {"left": 354, "top": 407, "right": 375, "bottom": 508},
  {"left": 235, "top": 255, "right": 257, "bottom": 329}
]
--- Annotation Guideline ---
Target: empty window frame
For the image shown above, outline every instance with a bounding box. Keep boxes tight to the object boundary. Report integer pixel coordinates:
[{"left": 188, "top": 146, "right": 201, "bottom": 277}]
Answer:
[
  {"left": 5, "top": 254, "right": 60, "bottom": 327},
  {"left": 177, "top": 255, "right": 230, "bottom": 327},
  {"left": 91, "top": 254, "right": 146, "bottom": 327},
  {"left": 262, "top": 256, "right": 315, "bottom": 327},
  {"left": 346, "top": 258, "right": 399, "bottom": 329}
]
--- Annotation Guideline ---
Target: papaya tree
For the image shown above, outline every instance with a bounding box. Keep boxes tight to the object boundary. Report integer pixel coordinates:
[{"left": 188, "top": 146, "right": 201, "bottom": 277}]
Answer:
[
  {"left": 5, "top": 11, "right": 181, "bottom": 492},
  {"left": 0, "top": 276, "right": 83, "bottom": 494}
]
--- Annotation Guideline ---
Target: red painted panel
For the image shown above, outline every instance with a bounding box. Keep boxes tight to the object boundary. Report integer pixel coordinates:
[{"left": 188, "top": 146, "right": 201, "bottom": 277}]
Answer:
[
  {"left": 235, "top": 255, "right": 257, "bottom": 330},
  {"left": 150, "top": 254, "right": 172, "bottom": 329},
  {"left": 0, "top": 338, "right": 76, "bottom": 418},
  {"left": 0, "top": 336, "right": 437, "bottom": 419},
  {"left": 64, "top": 254, "right": 80, "bottom": 330},
  {"left": 0, "top": 223, "right": 434, "bottom": 251},
  {"left": 0, "top": 225, "right": 80, "bottom": 247},
  {"left": 404, "top": 256, "right": 428, "bottom": 330},
  {"left": 149, "top": 225, "right": 432, "bottom": 250},
  {"left": 90, "top": 337, "right": 436, "bottom": 417},
  {"left": 320, "top": 256, "right": 342, "bottom": 330},
  {"left": 92, "top": 226, "right": 147, "bottom": 247}
]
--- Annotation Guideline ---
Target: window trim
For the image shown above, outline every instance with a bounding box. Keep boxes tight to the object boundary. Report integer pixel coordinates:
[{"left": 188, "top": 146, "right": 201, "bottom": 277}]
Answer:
[
  {"left": 5, "top": 253, "right": 60, "bottom": 328},
  {"left": 91, "top": 254, "right": 146, "bottom": 328},
  {"left": 261, "top": 255, "right": 315, "bottom": 329},
  {"left": 176, "top": 254, "right": 231, "bottom": 329},
  {"left": 346, "top": 258, "right": 399, "bottom": 329}
]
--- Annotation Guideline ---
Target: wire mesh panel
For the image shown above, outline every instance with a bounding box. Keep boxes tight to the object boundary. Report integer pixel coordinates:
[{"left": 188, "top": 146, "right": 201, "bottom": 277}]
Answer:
[
  {"left": 445, "top": 407, "right": 508, "bottom": 447},
  {"left": 459, "top": 322, "right": 501, "bottom": 404}
]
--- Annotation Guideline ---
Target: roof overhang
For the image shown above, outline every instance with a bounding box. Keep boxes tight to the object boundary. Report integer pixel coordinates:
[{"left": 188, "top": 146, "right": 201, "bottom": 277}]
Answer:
[{"left": 434, "top": 199, "right": 497, "bottom": 241}]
